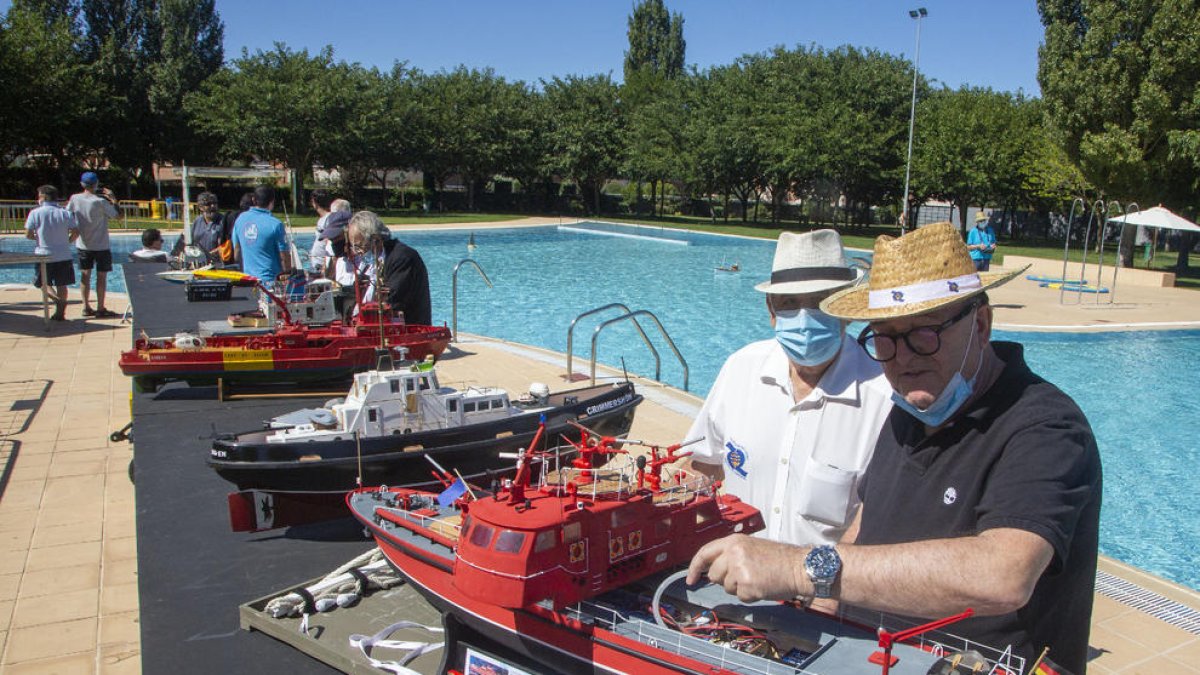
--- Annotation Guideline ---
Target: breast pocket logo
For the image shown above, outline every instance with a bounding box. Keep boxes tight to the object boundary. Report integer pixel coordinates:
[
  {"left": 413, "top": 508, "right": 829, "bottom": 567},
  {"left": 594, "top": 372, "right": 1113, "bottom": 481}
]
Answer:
[
  {"left": 943, "top": 487, "right": 958, "bottom": 505},
  {"left": 725, "top": 441, "right": 748, "bottom": 478}
]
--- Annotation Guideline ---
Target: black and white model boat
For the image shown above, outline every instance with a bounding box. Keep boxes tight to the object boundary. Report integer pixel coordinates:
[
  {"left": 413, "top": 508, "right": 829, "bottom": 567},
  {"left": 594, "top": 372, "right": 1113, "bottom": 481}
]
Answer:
[{"left": 210, "top": 352, "right": 643, "bottom": 531}]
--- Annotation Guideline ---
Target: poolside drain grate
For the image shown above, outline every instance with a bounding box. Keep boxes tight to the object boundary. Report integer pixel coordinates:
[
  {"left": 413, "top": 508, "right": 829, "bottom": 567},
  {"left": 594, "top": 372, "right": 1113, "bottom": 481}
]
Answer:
[{"left": 1095, "top": 570, "right": 1200, "bottom": 635}]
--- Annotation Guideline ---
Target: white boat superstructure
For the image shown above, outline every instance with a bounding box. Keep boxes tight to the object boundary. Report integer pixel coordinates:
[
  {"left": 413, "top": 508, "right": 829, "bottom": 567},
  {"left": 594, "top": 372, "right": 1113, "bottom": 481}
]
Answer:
[{"left": 265, "top": 361, "right": 552, "bottom": 444}]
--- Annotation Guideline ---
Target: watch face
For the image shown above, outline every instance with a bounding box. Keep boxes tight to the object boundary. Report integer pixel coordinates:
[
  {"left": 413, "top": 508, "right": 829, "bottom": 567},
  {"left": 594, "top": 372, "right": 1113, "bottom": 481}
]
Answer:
[{"left": 807, "top": 546, "right": 840, "bottom": 578}]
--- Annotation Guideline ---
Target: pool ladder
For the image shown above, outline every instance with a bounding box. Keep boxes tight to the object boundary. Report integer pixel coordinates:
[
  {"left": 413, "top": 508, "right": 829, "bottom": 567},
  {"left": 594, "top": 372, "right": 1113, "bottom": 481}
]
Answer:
[
  {"left": 451, "top": 258, "right": 493, "bottom": 342},
  {"left": 566, "top": 304, "right": 689, "bottom": 391}
]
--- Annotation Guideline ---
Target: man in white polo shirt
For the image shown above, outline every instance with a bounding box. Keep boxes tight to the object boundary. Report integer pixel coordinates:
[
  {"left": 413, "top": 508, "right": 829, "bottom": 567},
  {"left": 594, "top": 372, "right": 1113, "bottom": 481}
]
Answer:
[{"left": 686, "top": 229, "right": 893, "bottom": 546}]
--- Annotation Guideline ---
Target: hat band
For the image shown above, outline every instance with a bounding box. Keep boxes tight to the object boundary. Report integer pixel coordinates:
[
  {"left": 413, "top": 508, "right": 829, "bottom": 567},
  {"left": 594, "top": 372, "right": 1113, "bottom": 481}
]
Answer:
[
  {"left": 867, "top": 273, "right": 981, "bottom": 309},
  {"left": 770, "top": 266, "right": 855, "bottom": 285}
]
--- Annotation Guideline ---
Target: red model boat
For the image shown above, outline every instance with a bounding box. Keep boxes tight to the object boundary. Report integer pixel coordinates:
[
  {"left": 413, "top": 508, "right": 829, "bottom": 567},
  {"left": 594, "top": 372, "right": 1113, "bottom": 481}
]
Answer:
[
  {"left": 120, "top": 303, "right": 451, "bottom": 392},
  {"left": 348, "top": 425, "right": 1034, "bottom": 675}
]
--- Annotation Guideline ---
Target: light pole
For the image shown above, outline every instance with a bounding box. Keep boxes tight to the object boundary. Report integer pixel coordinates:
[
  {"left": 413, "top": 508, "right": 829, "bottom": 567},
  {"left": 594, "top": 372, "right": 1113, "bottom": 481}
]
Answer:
[{"left": 901, "top": 7, "right": 927, "bottom": 232}]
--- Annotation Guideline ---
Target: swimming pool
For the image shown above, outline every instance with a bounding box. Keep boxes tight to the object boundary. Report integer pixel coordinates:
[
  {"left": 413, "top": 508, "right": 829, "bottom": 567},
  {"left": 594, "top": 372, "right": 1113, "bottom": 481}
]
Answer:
[{"left": 3, "top": 223, "right": 1196, "bottom": 590}]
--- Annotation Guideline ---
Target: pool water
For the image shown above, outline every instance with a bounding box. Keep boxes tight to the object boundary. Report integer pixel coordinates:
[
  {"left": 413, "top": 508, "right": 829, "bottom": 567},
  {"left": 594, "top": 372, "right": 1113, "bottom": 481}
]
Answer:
[{"left": 3, "top": 223, "right": 1197, "bottom": 590}]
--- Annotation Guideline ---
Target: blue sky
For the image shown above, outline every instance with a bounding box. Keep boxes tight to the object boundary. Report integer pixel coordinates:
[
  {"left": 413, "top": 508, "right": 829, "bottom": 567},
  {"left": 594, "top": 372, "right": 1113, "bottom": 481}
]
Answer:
[
  {"left": 0, "top": 1, "right": 1044, "bottom": 94},
  {"left": 215, "top": 1, "right": 1044, "bottom": 95}
]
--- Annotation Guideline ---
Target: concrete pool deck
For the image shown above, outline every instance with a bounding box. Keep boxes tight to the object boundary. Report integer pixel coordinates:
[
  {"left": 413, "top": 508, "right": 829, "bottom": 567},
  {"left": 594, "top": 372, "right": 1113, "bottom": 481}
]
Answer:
[{"left": 0, "top": 218, "right": 1197, "bottom": 672}]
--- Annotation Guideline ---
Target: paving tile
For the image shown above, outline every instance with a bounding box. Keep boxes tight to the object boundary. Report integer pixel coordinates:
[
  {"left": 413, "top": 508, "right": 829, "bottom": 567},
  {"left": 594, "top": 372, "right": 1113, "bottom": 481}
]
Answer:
[
  {"left": 1089, "top": 623, "right": 1162, "bottom": 672},
  {"left": 0, "top": 598, "right": 12, "bottom": 631},
  {"left": 0, "top": 482, "right": 45, "bottom": 510},
  {"left": 46, "top": 460, "right": 107, "bottom": 480},
  {"left": 101, "top": 537, "right": 135, "bottom": 565},
  {"left": 3, "top": 617, "right": 95, "bottom": 664},
  {"left": 1101, "top": 610, "right": 1196, "bottom": 654},
  {"left": 2, "top": 650, "right": 96, "bottom": 673},
  {"left": 98, "top": 640, "right": 140, "bottom": 674},
  {"left": 17, "top": 564, "right": 100, "bottom": 599},
  {"left": 30, "top": 521, "right": 103, "bottom": 550},
  {"left": 39, "top": 475, "right": 104, "bottom": 505},
  {"left": 11, "top": 587, "right": 98, "bottom": 628},
  {"left": 24, "top": 541, "right": 101, "bottom": 573},
  {"left": 99, "top": 515, "right": 134, "bottom": 540},
  {"left": 1165, "top": 639, "right": 1200, "bottom": 666},
  {"left": 0, "top": 573, "right": 23, "bottom": 602},
  {"left": 98, "top": 611, "right": 138, "bottom": 646},
  {"left": 36, "top": 506, "right": 103, "bottom": 529},
  {"left": 101, "top": 558, "right": 136, "bottom": 586},
  {"left": 1125, "top": 655, "right": 1200, "bottom": 674},
  {"left": 49, "top": 438, "right": 106, "bottom": 454},
  {"left": 98, "top": 583, "right": 138, "bottom": 616},
  {"left": 0, "top": 548, "right": 27, "bottom": 576}
]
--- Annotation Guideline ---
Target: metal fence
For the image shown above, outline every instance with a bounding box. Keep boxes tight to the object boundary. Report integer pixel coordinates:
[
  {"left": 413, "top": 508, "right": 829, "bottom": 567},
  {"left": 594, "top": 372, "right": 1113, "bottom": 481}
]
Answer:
[{"left": 0, "top": 198, "right": 190, "bottom": 234}]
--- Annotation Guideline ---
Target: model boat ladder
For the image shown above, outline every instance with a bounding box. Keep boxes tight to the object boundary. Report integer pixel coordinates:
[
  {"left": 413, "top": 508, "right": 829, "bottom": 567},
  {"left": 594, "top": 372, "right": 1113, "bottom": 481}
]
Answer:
[{"left": 566, "top": 303, "right": 689, "bottom": 392}]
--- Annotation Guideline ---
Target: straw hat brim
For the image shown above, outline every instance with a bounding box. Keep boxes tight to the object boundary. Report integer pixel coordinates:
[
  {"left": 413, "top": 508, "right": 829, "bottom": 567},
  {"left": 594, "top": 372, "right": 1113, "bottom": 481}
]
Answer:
[{"left": 820, "top": 264, "right": 1029, "bottom": 321}]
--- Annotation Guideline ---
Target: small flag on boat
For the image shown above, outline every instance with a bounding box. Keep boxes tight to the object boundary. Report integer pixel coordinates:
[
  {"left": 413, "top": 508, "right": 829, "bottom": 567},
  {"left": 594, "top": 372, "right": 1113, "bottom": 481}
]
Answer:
[{"left": 437, "top": 479, "right": 467, "bottom": 507}]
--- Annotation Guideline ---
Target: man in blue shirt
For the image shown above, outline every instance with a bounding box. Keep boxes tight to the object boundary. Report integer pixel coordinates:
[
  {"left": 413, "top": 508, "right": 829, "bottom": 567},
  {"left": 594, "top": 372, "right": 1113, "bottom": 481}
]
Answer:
[
  {"left": 232, "top": 186, "right": 291, "bottom": 283},
  {"left": 966, "top": 210, "right": 997, "bottom": 271}
]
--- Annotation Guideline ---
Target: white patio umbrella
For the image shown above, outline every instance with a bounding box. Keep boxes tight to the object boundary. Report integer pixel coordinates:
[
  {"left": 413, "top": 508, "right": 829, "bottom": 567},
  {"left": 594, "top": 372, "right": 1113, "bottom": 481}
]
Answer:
[{"left": 1107, "top": 205, "right": 1200, "bottom": 232}]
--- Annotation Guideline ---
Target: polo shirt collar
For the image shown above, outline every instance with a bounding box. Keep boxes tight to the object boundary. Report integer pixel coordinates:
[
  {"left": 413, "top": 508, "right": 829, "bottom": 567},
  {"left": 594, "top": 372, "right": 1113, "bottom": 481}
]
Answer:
[
  {"left": 758, "top": 333, "right": 861, "bottom": 405},
  {"left": 250, "top": 206, "right": 270, "bottom": 214}
]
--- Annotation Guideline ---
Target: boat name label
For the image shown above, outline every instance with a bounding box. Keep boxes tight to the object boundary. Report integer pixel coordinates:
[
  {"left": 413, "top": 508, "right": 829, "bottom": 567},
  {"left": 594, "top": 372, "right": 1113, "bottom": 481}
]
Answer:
[
  {"left": 585, "top": 392, "right": 634, "bottom": 417},
  {"left": 222, "top": 350, "right": 275, "bottom": 370}
]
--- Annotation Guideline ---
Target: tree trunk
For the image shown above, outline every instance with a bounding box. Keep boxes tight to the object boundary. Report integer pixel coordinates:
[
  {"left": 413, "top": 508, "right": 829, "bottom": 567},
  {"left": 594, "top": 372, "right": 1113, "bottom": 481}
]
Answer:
[
  {"left": 1118, "top": 224, "right": 1137, "bottom": 267},
  {"left": 958, "top": 202, "right": 969, "bottom": 237},
  {"left": 1176, "top": 232, "right": 1194, "bottom": 270},
  {"left": 635, "top": 181, "right": 643, "bottom": 216}
]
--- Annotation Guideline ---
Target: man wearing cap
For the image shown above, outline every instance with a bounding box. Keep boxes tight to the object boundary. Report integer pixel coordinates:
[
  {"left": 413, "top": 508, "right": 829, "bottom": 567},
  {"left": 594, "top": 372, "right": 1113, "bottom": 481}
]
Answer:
[
  {"left": 232, "top": 185, "right": 291, "bottom": 283},
  {"left": 67, "top": 171, "right": 120, "bottom": 318},
  {"left": 688, "top": 222, "right": 1100, "bottom": 675},
  {"left": 967, "top": 210, "right": 997, "bottom": 271},
  {"left": 685, "top": 229, "right": 893, "bottom": 547}
]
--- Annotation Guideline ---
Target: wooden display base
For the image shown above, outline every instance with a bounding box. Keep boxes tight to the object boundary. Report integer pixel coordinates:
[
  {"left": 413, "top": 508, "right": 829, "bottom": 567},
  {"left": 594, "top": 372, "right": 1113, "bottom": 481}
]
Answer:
[{"left": 216, "top": 377, "right": 348, "bottom": 402}]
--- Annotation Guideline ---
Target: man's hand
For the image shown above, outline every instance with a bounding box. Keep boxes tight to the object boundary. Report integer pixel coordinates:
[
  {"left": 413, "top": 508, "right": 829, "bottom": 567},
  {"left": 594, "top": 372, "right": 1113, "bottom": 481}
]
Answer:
[{"left": 686, "top": 534, "right": 805, "bottom": 603}]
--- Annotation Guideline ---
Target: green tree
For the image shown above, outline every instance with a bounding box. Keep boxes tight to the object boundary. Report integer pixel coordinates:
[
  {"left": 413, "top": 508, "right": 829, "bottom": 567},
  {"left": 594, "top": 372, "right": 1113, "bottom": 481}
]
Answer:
[
  {"left": 145, "top": 0, "right": 224, "bottom": 163},
  {"left": 1038, "top": 0, "right": 1200, "bottom": 268},
  {"left": 542, "top": 74, "right": 623, "bottom": 215},
  {"left": 0, "top": 4, "right": 103, "bottom": 182},
  {"left": 623, "top": 0, "right": 685, "bottom": 81}
]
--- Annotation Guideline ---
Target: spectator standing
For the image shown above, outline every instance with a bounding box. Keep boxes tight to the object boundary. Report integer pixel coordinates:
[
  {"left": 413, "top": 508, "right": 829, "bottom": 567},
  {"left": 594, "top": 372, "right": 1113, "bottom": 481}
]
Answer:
[
  {"left": 25, "top": 185, "right": 79, "bottom": 321},
  {"left": 346, "top": 211, "right": 431, "bottom": 325},
  {"left": 308, "top": 190, "right": 334, "bottom": 273},
  {"left": 67, "top": 171, "right": 119, "bottom": 318},
  {"left": 967, "top": 211, "right": 998, "bottom": 271},
  {"left": 232, "top": 186, "right": 291, "bottom": 283}
]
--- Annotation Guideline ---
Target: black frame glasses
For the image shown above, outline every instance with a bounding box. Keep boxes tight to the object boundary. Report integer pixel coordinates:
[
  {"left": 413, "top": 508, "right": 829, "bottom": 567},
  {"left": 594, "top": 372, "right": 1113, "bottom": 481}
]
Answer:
[{"left": 857, "top": 299, "right": 981, "bottom": 362}]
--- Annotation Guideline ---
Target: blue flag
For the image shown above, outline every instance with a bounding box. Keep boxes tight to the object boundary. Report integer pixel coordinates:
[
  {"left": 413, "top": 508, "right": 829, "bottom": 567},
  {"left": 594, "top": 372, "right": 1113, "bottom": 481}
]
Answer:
[{"left": 436, "top": 479, "right": 467, "bottom": 507}]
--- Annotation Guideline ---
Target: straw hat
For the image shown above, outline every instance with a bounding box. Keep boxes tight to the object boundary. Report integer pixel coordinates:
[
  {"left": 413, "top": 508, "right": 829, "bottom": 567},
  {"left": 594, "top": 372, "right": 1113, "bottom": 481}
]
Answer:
[
  {"left": 975, "top": 210, "right": 989, "bottom": 223},
  {"left": 754, "top": 229, "right": 862, "bottom": 295},
  {"left": 820, "top": 221, "right": 1026, "bottom": 321}
]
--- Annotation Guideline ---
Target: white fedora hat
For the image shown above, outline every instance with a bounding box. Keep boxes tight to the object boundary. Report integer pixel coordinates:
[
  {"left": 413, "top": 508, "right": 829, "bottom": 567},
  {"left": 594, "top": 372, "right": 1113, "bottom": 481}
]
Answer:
[{"left": 754, "top": 229, "right": 862, "bottom": 295}]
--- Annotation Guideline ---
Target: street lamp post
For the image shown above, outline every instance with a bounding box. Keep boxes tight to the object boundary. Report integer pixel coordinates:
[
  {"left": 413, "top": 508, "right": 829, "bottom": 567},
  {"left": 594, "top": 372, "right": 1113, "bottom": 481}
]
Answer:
[{"left": 901, "top": 7, "right": 927, "bottom": 233}]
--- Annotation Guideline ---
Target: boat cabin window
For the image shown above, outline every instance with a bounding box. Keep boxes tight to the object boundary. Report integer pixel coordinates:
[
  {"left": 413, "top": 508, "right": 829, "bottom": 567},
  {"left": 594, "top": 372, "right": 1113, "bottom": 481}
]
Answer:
[
  {"left": 563, "top": 522, "right": 581, "bottom": 543},
  {"left": 448, "top": 400, "right": 458, "bottom": 413},
  {"left": 406, "top": 379, "right": 416, "bottom": 393},
  {"left": 611, "top": 509, "right": 635, "bottom": 528},
  {"left": 655, "top": 517, "right": 672, "bottom": 538},
  {"left": 533, "top": 529, "right": 557, "bottom": 553},
  {"left": 390, "top": 380, "right": 400, "bottom": 394},
  {"left": 494, "top": 530, "right": 526, "bottom": 554},
  {"left": 696, "top": 506, "right": 715, "bottom": 526},
  {"left": 490, "top": 399, "right": 505, "bottom": 410},
  {"left": 464, "top": 402, "right": 477, "bottom": 413},
  {"left": 367, "top": 408, "right": 378, "bottom": 422},
  {"left": 468, "top": 523, "right": 494, "bottom": 548},
  {"left": 419, "top": 376, "right": 431, "bottom": 390}
]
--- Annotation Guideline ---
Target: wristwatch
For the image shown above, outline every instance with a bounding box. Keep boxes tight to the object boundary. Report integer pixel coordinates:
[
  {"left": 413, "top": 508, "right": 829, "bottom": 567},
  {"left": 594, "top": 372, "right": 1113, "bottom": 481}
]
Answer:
[{"left": 804, "top": 545, "right": 842, "bottom": 599}]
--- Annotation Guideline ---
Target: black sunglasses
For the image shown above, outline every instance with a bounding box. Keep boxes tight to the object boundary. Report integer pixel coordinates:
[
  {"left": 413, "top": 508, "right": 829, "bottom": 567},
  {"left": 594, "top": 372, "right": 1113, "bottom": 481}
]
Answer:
[{"left": 857, "top": 299, "right": 981, "bottom": 362}]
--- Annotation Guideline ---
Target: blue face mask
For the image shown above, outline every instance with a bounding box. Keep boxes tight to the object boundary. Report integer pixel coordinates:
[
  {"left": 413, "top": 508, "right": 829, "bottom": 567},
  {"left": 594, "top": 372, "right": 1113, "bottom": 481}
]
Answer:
[
  {"left": 773, "top": 308, "right": 844, "bottom": 367},
  {"left": 891, "top": 309, "right": 981, "bottom": 427}
]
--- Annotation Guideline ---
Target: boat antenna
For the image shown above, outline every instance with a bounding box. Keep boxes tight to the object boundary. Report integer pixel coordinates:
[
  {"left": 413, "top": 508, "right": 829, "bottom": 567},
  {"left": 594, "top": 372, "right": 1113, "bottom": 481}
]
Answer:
[{"left": 620, "top": 357, "right": 629, "bottom": 383}]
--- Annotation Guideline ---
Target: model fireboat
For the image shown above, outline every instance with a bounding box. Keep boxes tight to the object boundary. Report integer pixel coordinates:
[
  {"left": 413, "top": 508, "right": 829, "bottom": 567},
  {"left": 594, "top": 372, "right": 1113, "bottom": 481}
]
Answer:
[
  {"left": 348, "top": 425, "right": 1033, "bottom": 675},
  {"left": 119, "top": 301, "right": 451, "bottom": 392}
]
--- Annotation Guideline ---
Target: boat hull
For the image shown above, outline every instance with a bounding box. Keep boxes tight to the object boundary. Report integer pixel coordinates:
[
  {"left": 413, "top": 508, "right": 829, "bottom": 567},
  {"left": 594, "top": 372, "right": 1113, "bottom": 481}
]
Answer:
[{"left": 209, "top": 382, "right": 641, "bottom": 493}]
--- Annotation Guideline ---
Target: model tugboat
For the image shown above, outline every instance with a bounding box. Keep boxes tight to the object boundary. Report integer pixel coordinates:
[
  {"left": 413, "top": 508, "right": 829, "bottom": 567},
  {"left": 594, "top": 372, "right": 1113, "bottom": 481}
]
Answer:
[
  {"left": 211, "top": 353, "right": 643, "bottom": 531},
  {"left": 118, "top": 302, "right": 451, "bottom": 392},
  {"left": 347, "top": 426, "right": 1032, "bottom": 675}
]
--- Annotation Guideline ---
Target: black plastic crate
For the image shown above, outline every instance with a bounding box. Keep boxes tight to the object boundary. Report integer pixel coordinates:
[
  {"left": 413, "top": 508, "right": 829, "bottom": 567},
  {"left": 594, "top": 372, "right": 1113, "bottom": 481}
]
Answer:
[{"left": 186, "top": 279, "right": 233, "bottom": 302}]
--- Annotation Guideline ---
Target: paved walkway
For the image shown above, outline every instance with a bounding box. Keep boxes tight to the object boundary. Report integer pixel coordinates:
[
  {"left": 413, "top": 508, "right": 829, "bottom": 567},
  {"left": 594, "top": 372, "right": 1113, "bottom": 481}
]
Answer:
[{"left": 0, "top": 225, "right": 1197, "bottom": 672}]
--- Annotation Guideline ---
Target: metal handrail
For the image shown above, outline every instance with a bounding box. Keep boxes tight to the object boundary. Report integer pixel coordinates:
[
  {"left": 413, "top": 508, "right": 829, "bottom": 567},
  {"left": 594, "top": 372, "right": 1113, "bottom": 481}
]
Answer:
[
  {"left": 590, "top": 310, "right": 689, "bottom": 391},
  {"left": 1058, "top": 197, "right": 1086, "bottom": 305},
  {"left": 451, "top": 259, "right": 492, "bottom": 342},
  {"left": 566, "top": 304, "right": 660, "bottom": 382},
  {"left": 1104, "top": 201, "right": 1138, "bottom": 304}
]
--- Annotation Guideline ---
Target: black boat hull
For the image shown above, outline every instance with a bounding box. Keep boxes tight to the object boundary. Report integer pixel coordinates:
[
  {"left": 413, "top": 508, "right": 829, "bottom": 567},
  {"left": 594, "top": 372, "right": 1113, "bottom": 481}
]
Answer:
[{"left": 209, "top": 382, "right": 641, "bottom": 493}]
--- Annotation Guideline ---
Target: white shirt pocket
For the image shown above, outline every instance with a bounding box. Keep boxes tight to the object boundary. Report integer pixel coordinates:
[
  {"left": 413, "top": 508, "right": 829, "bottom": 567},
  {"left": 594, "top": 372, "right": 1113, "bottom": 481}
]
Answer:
[{"left": 795, "top": 462, "right": 857, "bottom": 527}]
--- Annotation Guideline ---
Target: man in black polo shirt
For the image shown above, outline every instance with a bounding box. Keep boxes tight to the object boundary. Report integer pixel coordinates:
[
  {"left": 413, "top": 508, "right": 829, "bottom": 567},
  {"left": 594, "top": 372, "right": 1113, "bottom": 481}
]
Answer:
[{"left": 688, "top": 222, "right": 1100, "bottom": 675}]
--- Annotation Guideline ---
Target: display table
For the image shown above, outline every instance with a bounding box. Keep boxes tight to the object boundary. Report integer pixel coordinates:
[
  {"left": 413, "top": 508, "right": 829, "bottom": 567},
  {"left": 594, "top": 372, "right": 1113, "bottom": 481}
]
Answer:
[
  {"left": 0, "top": 252, "right": 51, "bottom": 328},
  {"left": 126, "top": 265, "right": 374, "bottom": 674}
]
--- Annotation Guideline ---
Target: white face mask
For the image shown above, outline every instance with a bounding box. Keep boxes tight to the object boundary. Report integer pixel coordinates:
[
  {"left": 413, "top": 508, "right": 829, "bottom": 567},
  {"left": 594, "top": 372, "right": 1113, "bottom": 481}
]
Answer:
[{"left": 890, "top": 308, "right": 982, "bottom": 427}]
